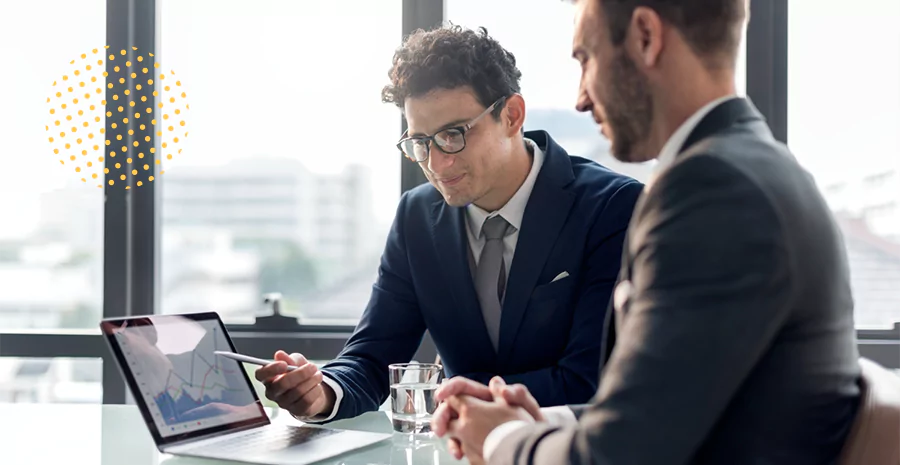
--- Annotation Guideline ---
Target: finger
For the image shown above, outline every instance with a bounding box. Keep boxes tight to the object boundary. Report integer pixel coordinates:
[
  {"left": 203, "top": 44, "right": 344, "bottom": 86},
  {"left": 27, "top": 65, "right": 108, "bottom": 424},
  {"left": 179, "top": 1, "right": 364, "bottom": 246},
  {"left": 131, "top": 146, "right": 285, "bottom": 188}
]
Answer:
[
  {"left": 294, "top": 370, "right": 324, "bottom": 398},
  {"left": 431, "top": 403, "right": 447, "bottom": 436},
  {"left": 273, "top": 371, "right": 323, "bottom": 407},
  {"left": 443, "top": 394, "right": 467, "bottom": 416},
  {"left": 273, "top": 350, "right": 307, "bottom": 367},
  {"left": 461, "top": 442, "right": 486, "bottom": 465},
  {"left": 447, "top": 438, "right": 464, "bottom": 460},
  {"left": 447, "top": 415, "right": 465, "bottom": 437},
  {"left": 268, "top": 363, "right": 318, "bottom": 398},
  {"left": 447, "top": 417, "right": 471, "bottom": 448},
  {"left": 431, "top": 402, "right": 458, "bottom": 437},
  {"left": 273, "top": 350, "right": 293, "bottom": 363},
  {"left": 288, "top": 352, "right": 308, "bottom": 366},
  {"left": 489, "top": 376, "right": 507, "bottom": 402},
  {"left": 286, "top": 384, "right": 325, "bottom": 417},
  {"left": 254, "top": 361, "right": 288, "bottom": 382},
  {"left": 435, "top": 377, "right": 492, "bottom": 403},
  {"left": 503, "top": 384, "right": 544, "bottom": 421}
]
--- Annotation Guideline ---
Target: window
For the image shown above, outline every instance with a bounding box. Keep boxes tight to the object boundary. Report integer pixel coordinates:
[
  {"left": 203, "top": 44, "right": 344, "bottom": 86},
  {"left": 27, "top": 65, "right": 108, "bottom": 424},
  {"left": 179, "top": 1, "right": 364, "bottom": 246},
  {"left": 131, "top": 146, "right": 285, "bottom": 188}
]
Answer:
[
  {"left": 788, "top": 0, "right": 900, "bottom": 329},
  {"left": 0, "top": 0, "right": 105, "bottom": 399},
  {"left": 0, "top": 1, "right": 105, "bottom": 333},
  {"left": 3, "top": 0, "right": 898, "bottom": 408},
  {"left": 0, "top": 358, "right": 102, "bottom": 403},
  {"left": 446, "top": 0, "right": 748, "bottom": 184},
  {"left": 157, "top": 0, "right": 402, "bottom": 324}
]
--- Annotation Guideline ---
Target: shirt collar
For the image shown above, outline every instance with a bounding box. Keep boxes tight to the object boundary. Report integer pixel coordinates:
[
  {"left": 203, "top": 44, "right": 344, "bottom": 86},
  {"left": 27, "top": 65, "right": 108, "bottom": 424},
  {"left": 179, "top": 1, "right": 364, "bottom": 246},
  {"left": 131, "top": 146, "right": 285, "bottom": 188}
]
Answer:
[
  {"left": 650, "top": 95, "right": 739, "bottom": 185},
  {"left": 467, "top": 138, "right": 545, "bottom": 238}
]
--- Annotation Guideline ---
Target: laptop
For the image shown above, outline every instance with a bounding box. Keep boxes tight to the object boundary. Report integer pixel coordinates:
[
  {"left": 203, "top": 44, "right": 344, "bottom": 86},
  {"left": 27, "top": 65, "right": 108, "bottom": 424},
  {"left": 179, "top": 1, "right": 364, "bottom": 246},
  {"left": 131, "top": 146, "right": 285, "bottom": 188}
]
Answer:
[{"left": 101, "top": 312, "right": 391, "bottom": 465}]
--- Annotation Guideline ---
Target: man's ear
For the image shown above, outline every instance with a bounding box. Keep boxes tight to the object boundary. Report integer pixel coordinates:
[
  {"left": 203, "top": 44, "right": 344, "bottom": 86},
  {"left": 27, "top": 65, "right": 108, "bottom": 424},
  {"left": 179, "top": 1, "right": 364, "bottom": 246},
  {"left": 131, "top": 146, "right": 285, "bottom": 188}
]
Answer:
[
  {"left": 503, "top": 93, "right": 527, "bottom": 136},
  {"left": 628, "top": 6, "right": 664, "bottom": 69}
]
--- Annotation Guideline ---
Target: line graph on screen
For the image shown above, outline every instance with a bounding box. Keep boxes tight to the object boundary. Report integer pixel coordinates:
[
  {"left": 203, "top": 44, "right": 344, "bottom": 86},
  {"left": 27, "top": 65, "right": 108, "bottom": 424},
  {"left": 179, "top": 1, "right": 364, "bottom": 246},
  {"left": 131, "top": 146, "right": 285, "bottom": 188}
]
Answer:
[{"left": 125, "top": 326, "right": 254, "bottom": 425}]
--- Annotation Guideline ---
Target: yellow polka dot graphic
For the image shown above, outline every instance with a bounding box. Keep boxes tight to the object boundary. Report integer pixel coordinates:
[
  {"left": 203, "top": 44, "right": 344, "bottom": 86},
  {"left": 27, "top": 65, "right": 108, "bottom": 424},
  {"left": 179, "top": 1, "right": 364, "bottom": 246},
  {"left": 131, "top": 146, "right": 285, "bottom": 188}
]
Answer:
[{"left": 46, "top": 45, "right": 189, "bottom": 188}]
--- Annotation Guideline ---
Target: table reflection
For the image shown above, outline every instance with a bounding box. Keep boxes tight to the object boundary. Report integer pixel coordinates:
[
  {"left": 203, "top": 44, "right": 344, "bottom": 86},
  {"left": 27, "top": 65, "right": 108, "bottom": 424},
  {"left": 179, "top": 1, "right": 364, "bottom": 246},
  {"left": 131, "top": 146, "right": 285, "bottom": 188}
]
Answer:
[{"left": 2, "top": 403, "right": 465, "bottom": 465}]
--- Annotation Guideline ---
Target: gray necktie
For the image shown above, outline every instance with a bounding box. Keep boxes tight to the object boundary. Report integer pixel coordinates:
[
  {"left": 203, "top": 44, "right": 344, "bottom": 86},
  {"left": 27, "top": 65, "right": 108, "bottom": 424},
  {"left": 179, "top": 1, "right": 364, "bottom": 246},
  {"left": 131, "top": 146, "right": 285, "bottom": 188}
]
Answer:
[{"left": 475, "top": 215, "right": 510, "bottom": 351}]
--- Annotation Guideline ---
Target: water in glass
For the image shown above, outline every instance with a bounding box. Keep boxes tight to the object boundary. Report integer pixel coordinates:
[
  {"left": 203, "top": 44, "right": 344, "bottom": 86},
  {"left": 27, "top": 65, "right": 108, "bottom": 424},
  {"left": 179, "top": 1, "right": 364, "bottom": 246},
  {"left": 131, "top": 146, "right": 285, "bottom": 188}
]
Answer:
[{"left": 388, "top": 363, "right": 442, "bottom": 434}]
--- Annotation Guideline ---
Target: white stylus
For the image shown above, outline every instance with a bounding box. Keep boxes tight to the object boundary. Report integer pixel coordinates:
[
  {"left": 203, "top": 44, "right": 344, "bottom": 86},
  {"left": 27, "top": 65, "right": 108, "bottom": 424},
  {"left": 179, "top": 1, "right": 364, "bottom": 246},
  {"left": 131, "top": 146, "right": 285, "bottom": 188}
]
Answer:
[{"left": 214, "top": 350, "right": 299, "bottom": 371}]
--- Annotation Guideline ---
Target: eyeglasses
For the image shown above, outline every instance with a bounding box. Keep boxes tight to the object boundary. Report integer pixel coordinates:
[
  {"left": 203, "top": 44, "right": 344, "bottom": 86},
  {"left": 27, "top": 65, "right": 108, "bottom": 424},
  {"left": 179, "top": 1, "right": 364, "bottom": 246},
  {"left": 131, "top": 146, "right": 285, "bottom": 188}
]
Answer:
[{"left": 396, "top": 96, "right": 508, "bottom": 163}]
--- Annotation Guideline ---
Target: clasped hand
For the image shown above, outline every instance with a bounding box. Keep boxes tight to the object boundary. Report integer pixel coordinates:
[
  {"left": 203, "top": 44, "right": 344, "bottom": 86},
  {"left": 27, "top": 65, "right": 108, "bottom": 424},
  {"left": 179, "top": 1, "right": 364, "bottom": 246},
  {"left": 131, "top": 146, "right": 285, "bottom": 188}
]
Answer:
[{"left": 431, "top": 376, "right": 544, "bottom": 464}]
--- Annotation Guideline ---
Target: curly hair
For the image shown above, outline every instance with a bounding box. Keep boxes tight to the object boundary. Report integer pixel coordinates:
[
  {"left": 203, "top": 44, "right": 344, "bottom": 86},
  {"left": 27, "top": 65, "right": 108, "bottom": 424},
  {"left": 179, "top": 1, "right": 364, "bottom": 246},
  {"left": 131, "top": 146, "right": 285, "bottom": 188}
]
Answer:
[{"left": 381, "top": 25, "right": 522, "bottom": 120}]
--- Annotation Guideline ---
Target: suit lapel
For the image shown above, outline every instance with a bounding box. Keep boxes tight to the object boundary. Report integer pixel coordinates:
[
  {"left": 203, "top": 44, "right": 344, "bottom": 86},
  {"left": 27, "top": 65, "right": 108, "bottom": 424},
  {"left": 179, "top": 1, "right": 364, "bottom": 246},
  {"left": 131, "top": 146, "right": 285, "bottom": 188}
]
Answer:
[
  {"left": 430, "top": 200, "right": 496, "bottom": 355},
  {"left": 602, "top": 189, "right": 646, "bottom": 366},
  {"left": 497, "top": 131, "right": 576, "bottom": 363}
]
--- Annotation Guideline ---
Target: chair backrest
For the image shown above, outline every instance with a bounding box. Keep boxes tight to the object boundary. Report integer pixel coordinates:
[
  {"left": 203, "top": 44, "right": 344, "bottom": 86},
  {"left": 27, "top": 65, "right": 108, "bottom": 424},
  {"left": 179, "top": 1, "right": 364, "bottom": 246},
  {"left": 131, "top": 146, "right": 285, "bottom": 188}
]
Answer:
[{"left": 838, "top": 358, "right": 900, "bottom": 465}]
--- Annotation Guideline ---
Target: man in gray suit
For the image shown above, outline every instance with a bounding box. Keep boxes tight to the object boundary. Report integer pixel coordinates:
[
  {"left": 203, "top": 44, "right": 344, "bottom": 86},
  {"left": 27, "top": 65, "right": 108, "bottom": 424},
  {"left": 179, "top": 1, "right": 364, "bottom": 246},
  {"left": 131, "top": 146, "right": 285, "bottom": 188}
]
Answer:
[{"left": 431, "top": 0, "right": 863, "bottom": 464}]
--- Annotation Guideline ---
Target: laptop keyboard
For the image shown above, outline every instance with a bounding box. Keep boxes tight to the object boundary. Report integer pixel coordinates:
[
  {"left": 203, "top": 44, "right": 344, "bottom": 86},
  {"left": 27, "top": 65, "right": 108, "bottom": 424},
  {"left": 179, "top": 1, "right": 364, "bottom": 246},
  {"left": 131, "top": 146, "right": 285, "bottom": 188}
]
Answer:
[{"left": 189, "top": 426, "right": 341, "bottom": 456}]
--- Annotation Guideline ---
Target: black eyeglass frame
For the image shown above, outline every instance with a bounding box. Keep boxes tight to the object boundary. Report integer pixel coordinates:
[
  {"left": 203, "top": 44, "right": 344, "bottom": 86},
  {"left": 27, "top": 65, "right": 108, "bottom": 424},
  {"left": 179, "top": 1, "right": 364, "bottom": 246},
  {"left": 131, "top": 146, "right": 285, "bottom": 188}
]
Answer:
[{"left": 396, "top": 96, "right": 509, "bottom": 163}]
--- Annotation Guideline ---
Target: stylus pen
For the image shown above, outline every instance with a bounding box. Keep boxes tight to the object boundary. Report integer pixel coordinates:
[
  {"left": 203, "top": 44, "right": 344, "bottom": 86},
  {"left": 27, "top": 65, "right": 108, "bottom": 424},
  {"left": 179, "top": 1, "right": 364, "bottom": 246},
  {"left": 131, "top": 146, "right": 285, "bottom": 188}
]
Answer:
[{"left": 214, "top": 350, "right": 300, "bottom": 371}]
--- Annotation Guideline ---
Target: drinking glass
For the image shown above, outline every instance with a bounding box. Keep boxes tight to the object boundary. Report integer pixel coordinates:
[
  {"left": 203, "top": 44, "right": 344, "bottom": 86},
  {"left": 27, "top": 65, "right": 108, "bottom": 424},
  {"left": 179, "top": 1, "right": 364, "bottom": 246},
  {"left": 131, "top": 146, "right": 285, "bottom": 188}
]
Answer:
[{"left": 388, "top": 363, "right": 443, "bottom": 434}]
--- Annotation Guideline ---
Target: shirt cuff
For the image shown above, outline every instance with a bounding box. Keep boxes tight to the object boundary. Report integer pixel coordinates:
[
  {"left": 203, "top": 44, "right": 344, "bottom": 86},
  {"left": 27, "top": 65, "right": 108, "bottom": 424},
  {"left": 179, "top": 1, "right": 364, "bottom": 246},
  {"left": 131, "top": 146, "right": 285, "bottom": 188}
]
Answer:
[
  {"left": 483, "top": 420, "right": 531, "bottom": 462},
  {"left": 482, "top": 406, "right": 577, "bottom": 462},
  {"left": 540, "top": 405, "right": 578, "bottom": 427},
  {"left": 291, "top": 374, "right": 343, "bottom": 423}
]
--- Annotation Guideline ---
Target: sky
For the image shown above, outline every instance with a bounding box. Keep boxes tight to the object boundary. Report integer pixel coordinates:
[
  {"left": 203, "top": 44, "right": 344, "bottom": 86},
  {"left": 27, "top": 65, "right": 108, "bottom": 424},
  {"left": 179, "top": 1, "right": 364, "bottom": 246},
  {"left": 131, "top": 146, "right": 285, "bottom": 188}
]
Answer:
[{"left": 1, "top": 0, "right": 898, "bottom": 240}]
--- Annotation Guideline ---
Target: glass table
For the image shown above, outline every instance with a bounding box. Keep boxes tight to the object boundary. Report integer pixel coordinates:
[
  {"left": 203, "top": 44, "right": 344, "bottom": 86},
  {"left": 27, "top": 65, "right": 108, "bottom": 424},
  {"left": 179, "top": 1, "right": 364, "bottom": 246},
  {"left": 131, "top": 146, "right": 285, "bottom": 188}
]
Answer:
[{"left": 0, "top": 403, "right": 465, "bottom": 465}]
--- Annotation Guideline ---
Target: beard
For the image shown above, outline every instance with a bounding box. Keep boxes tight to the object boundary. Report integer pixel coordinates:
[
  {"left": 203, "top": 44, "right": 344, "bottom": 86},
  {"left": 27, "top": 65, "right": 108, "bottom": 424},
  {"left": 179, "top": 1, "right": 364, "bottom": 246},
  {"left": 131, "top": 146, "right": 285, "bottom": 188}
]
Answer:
[{"left": 604, "top": 50, "right": 654, "bottom": 163}]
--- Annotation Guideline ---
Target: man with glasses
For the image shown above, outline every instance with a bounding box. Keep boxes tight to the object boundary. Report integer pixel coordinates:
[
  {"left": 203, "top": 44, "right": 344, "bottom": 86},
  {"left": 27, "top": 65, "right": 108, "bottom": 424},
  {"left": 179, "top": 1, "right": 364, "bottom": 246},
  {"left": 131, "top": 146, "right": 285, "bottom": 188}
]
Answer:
[{"left": 255, "top": 25, "right": 643, "bottom": 425}]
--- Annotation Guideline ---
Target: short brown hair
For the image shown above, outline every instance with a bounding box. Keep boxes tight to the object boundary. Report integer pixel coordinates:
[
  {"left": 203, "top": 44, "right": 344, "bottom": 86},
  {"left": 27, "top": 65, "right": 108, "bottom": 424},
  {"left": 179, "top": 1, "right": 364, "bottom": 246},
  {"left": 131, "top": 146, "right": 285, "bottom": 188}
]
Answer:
[
  {"left": 596, "top": 0, "right": 746, "bottom": 67},
  {"left": 381, "top": 25, "right": 522, "bottom": 118}
]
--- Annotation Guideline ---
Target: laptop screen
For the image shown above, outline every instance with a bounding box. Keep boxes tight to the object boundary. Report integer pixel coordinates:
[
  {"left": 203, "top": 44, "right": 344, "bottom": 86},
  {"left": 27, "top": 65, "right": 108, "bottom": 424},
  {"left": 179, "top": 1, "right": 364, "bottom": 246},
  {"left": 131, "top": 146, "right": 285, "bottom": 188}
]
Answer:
[{"left": 102, "top": 313, "right": 269, "bottom": 446}]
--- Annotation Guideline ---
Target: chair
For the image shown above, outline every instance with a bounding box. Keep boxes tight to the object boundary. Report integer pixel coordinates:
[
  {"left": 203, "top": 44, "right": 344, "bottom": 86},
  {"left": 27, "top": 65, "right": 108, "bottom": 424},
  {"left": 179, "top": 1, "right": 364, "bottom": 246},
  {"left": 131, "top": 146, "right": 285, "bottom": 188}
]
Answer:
[{"left": 838, "top": 358, "right": 900, "bottom": 465}]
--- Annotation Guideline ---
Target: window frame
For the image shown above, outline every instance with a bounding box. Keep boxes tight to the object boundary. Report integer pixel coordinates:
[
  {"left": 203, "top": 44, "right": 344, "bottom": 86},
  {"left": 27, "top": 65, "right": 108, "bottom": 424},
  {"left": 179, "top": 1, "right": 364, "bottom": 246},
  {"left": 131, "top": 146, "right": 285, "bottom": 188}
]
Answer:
[{"left": 0, "top": 0, "right": 897, "bottom": 405}]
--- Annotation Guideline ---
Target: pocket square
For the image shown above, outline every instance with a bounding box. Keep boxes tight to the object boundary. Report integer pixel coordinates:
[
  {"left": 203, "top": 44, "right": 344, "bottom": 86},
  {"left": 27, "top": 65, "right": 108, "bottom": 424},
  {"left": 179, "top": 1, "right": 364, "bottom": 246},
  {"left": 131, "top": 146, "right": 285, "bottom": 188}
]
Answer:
[{"left": 551, "top": 271, "right": 570, "bottom": 283}]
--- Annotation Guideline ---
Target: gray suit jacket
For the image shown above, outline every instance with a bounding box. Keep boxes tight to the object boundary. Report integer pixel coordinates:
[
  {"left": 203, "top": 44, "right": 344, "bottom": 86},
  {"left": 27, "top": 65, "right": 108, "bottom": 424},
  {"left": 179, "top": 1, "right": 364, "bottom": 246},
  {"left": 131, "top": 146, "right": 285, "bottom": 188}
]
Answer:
[{"left": 490, "top": 98, "right": 861, "bottom": 465}]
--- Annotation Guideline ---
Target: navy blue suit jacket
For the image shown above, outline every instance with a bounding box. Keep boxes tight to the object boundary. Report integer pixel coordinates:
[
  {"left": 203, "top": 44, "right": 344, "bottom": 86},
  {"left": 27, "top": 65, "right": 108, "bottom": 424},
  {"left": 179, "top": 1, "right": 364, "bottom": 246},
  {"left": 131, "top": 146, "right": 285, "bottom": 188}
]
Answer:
[{"left": 320, "top": 130, "right": 642, "bottom": 421}]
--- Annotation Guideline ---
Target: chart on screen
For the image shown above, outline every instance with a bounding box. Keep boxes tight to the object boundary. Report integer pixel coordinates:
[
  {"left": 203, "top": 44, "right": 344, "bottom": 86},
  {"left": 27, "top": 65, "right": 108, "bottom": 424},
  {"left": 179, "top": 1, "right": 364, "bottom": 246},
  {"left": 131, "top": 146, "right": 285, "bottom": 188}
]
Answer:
[{"left": 116, "top": 318, "right": 260, "bottom": 437}]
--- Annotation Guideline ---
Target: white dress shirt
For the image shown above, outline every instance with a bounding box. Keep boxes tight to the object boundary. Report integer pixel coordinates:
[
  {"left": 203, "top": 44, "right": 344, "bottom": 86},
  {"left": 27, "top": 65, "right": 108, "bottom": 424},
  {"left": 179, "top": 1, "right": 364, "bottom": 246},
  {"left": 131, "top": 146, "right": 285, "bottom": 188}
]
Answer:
[
  {"left": 482, "top": 95, "right": 738, "bottom": 462},
  {"left": 299, "top": 139, "right": 545, "bottom": 424},
  {"left": 647, "top": 95, "right": 740, "bottom": 189}
]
